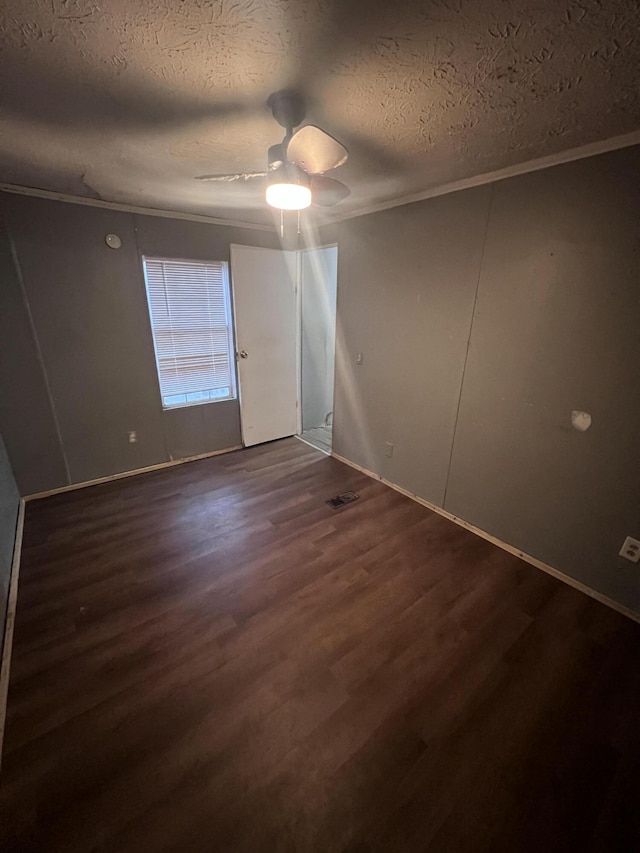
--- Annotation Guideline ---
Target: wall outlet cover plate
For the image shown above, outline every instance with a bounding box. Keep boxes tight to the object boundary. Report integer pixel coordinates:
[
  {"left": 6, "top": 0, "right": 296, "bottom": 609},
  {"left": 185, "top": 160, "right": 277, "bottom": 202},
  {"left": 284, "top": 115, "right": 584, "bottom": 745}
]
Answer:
[{"left": 619, "top": 536, "right": 640, "bottom": 564}]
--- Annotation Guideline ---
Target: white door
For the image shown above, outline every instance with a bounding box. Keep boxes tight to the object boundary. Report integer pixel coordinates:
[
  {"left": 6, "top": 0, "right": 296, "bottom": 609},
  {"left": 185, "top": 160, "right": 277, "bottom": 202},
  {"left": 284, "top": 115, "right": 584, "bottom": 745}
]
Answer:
[{"left": 230, "top": 245, "right": 298, "bottom": 447}]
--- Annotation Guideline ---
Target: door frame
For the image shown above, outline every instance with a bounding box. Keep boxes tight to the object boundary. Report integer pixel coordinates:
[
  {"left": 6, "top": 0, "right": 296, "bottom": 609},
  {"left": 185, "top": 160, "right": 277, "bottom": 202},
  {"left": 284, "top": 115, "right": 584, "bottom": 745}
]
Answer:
[
  {"left": 295, "top": 249, "right": 303, "bottom": 436},
  {"left": 296, "top": 242, "right": 339, "bottom": 440}
]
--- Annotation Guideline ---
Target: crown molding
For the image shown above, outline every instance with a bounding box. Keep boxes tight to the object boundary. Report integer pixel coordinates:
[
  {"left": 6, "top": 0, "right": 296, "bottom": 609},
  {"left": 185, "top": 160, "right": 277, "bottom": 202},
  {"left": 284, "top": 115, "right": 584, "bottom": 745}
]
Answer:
[
  {"left": 0, "top": 183, "right": 275, "bottom": 232},
  {"left": 3, "top": 129, "right": 640, "bottom": 231},
  {"left": 325, "top": 129, "right": 640, "bottom": 224}
]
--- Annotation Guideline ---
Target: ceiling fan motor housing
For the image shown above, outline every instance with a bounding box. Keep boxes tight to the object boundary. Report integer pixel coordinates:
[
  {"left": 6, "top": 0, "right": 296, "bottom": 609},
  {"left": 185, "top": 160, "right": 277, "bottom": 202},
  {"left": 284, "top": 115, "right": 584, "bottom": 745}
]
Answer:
[
  {"left": 268, "top": 144, "right": 308, "bottom": 187},
  {"left": 268, "top": 159, "right": 310, "bottom": 188}
]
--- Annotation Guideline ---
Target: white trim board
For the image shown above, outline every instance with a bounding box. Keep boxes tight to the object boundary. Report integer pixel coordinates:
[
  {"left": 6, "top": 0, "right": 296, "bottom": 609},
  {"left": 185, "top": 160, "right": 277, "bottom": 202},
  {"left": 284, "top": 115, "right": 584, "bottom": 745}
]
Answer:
[
  {"left": 0, "top": 183, "right": 274, "bottom": 232},
  {"left": 323, "top": 129, "right": 640, "bottom": 224},
  {"left": 0, "top": 499, "right": 25, "bottom": 768},
  {"left": 332, "top": 451, "right": 640, "bottom": 626},
  {"left": 25, "top": 445, "right": 242, "bottom": 501}
]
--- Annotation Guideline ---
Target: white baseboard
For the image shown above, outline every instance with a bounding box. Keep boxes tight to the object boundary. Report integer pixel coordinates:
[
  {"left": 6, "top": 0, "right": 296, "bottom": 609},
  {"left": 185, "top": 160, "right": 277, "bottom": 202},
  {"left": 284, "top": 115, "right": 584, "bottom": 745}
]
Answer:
[
  {"left": 25, "top": 445, "right": 243, "bottom": 501},
  {"left": 332, "top": 451, "right": 640, "bottom": 625},
  {"left": 0, "top": 499, "right": 25, "bottom": 767}
]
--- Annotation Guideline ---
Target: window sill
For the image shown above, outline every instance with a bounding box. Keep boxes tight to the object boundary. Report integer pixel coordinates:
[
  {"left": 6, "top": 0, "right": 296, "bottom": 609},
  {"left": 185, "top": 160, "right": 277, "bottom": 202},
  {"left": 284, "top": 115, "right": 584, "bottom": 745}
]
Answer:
[{"left": 162, "top": 397, "right": 236, "bottom": 411}]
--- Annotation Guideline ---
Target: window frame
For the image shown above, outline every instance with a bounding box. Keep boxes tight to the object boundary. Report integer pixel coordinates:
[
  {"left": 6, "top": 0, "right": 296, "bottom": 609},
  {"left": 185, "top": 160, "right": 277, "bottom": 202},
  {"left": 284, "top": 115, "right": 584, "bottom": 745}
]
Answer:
[{"left": 141, "top": 254, "right": 237, "bottom": 411}]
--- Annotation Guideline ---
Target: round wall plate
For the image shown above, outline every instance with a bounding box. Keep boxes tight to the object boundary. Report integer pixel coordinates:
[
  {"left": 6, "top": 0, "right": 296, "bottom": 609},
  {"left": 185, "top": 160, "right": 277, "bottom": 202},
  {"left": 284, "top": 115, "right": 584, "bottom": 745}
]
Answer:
[{"left": 105, "top": 233, "right": 122, "bottom": 249}]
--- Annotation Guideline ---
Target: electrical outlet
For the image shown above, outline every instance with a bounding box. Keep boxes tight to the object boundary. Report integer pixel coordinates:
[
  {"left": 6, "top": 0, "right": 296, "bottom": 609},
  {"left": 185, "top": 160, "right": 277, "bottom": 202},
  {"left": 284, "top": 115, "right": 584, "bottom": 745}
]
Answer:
[
  {"left": 356, "top": 352, "right": 364, "bottom": 365},
  {"left": 128, "top": 431, "right": 137, "bottom": 444},
  {"left": 385, "top": 442, "right": 394, "bottom": 458},
  {"left": 619, "top": 536, "right": 640, "bottom": 564}
]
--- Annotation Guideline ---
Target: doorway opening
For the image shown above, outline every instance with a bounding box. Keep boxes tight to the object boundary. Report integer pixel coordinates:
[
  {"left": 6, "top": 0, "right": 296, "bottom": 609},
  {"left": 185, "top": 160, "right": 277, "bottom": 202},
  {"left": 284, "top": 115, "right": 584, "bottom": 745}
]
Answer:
[{"left": 299, "top": 245, "right": 338, "bottom": 454}]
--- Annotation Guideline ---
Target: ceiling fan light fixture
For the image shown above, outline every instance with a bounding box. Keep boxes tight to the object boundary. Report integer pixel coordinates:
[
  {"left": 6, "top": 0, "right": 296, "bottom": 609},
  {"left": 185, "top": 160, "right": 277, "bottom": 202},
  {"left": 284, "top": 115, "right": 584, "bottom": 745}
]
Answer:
[
  {"left": 266, "top": 181, "right": 311, "bottom": 211},
  {"left": 266, "top": 164, "right": 311, "bottom": 210}
]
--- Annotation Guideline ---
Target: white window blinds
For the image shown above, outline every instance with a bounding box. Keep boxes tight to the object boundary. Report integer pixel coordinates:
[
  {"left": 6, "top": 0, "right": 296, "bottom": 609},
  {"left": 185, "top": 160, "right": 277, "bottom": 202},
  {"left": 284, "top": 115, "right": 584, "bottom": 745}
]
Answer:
[{"left": 142, "top": 256, "right": 236, "bottom": 409}]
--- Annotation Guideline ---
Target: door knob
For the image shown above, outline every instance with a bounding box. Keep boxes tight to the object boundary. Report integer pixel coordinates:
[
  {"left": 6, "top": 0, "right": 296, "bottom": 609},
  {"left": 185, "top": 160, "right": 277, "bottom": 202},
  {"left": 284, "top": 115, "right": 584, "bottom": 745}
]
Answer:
[{"left": 239, "top": 349, "right": 249, "bottom": 359}]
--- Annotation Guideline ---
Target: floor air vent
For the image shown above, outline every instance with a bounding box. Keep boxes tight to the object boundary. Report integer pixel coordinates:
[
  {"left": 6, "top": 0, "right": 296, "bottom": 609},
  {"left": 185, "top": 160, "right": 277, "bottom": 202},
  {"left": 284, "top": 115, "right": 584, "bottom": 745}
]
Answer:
[{"left": 326, "top": 491, "right": 360, "bottom": 510}]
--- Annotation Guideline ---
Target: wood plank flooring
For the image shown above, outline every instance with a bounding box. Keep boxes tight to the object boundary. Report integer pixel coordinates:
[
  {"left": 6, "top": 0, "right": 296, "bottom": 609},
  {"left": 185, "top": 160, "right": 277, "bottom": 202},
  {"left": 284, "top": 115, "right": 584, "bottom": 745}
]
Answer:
[{"left": 1, "top": 438, "right": 640, "bottom": 852}]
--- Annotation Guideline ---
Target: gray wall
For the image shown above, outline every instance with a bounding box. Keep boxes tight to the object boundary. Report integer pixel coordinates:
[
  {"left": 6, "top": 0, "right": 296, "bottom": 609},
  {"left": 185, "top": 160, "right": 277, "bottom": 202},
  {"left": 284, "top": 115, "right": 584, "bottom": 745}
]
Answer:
[
  {"left": 301, "top": 246, "right": 337, "bottom": 431},
  {"left": 0, "top": 211, "right": 68, "bottom": 494},
  {"left": 0, "top": 432, "right": 20, "bottom": 650},
  {"left": 327, "top": 185, "right": 492, "bottom": 505},
  {"left": 328, "top": 145, "right": 640, "bottom": 615},
  {"left": 0, "top": 194, "right": 278, "bottom": 494}
]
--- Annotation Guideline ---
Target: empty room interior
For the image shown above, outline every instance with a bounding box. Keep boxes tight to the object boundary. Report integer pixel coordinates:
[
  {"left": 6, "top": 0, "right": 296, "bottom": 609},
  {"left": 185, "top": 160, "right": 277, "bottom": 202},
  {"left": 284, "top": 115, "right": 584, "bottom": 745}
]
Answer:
[{"left": 1, "top": 1, "right": 640, "bottom": 850}]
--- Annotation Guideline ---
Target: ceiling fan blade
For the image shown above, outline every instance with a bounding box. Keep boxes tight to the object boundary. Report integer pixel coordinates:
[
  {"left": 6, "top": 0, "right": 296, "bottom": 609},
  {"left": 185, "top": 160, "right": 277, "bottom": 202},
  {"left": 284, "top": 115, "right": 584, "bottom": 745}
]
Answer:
[
  {"left": 286, "top": 126, "right": 348, "bottom": 175},
  {"left": 311, "top": 176, "right": 351, "bottom": 207},
  {"left": 195, "top": 172, "right": 267, "bottom": 182}
]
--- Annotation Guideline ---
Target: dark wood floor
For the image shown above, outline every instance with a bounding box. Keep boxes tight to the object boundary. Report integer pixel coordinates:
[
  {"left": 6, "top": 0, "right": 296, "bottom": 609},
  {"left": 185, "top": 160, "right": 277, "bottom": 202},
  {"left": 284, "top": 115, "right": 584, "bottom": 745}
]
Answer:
[{"left": 1, "top": 438, "right": 640, "bottom": 852}]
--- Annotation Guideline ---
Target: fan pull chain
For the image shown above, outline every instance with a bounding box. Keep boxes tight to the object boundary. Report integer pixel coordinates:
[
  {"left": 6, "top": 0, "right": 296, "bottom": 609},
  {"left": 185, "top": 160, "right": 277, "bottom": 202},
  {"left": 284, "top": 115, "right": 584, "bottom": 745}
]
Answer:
[{"left": 280, "top": 209, "right": 284, "bottom": 240}]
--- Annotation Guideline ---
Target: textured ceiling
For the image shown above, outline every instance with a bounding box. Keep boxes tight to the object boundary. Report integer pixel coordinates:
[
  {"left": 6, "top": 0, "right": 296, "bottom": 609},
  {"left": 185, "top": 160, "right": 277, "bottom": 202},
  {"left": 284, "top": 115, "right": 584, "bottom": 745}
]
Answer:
[{"left": 1, "top": 0, "right": 639, "bottom": 224}]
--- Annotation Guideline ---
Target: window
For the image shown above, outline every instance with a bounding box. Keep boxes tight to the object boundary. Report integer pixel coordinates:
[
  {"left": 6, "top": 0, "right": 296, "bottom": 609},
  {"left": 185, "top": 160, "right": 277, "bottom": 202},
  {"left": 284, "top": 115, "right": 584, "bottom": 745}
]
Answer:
[{"left": 142, "top": 256, "right": 236, "bottom": 409}]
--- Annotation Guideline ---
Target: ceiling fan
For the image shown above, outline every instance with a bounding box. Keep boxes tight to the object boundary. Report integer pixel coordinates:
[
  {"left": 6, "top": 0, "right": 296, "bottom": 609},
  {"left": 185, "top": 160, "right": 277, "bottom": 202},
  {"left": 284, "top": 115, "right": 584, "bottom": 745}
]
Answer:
[{"left": 194, "top": 91, "right": 350, "bottom": 211}]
